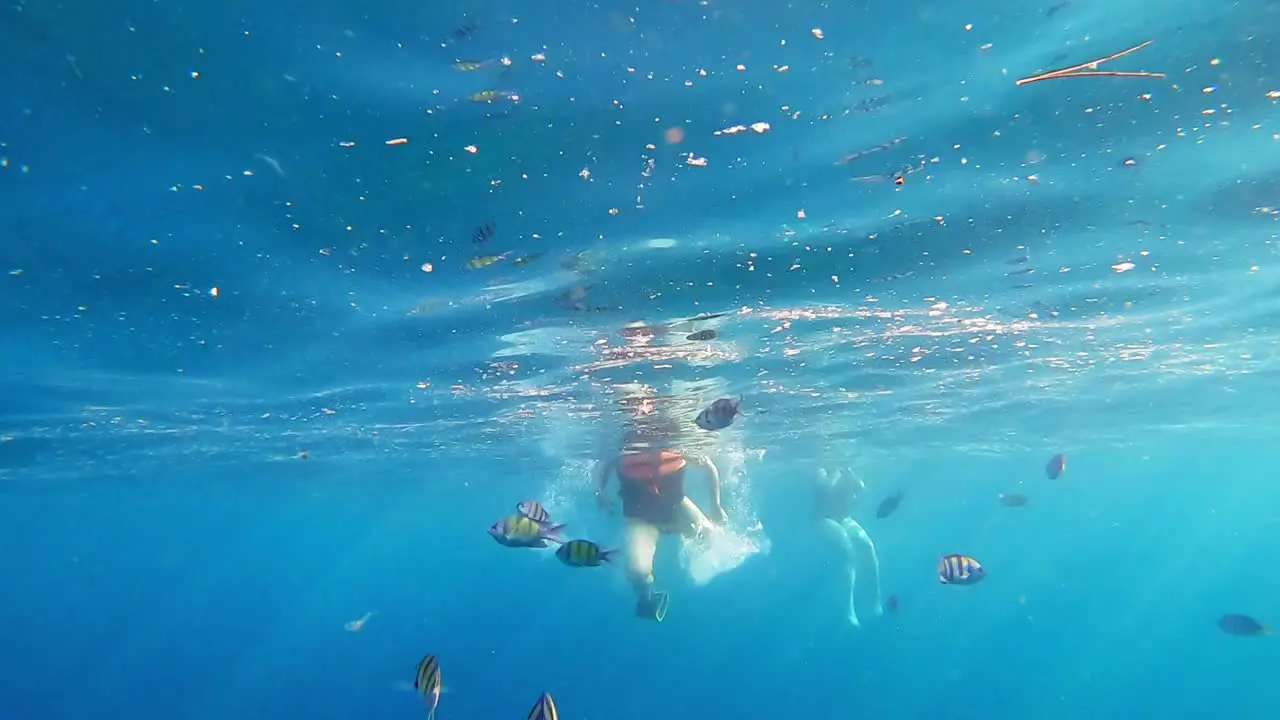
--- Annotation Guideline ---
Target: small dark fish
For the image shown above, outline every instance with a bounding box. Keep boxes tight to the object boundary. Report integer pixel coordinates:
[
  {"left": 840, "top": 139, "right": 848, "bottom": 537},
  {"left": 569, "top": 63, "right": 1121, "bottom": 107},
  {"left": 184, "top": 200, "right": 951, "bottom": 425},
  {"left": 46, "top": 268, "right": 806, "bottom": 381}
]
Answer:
[
  {"left": 875, "top": 490, "right": 903, "bottom": 519},
  {"left": 489, "top": 514, "right": 565, "bottom": 548},
  {"left": 513, "top": 253, "right": 543, "bottom": 266},
  {"left": 845, "top": 96, "right": 889, "bottom": 115},
  {"left": 556, "top": 539, "right": 616, "bottom": 567},
  {"left": 528, "top": 692, "right": 560, "bottom": 720},
  {"left": 1218, "top": 614, "right": 1270, "bottom": 637},
  {"left": 450, "top": 20, "right": 479, "bottom": 43},
  {"left": 998, "top": 493, "right": 1029, "bottom": 507},
  {"left": 883, "top": 594, "right": 899, "bottom": 613},
  {"left": 516, "top": 500, "right": 551, "bottom": 525},
  {"left": 563, "top": 301, "right": 611, "bottom": 313},
  {"left": 560, "top": 252, "right": 589, "bottom": 271},
  {"left": 1005, "top": 267, "right": 1036, "bottom": 276},
  {"left": 1011, "top": 283, "right": 1036, "bottom": 290},
  {"left": 1007, "top": 255, "right": 1030, "bottom": 265},
  {"left": 1046, "top": 1, "right": 1071, "bottom": 17},
  {"left": 686, "top": 311, "right": 729, "bottom": 322},
  {"left": 414, "top": 655, "right": 443, "bottom": 720},
  {"left": 836, "top": 136, "right": 906, "bottom": 165},
  {"left": 694, "top": 396, "right": 742, "bottom": 431},
  {"left": 1045, "top": 453, "right": 1066, "bottom": 479},
  {"left": 686, "top": 329, "right": 717, "bottom": 342},
  {"left": 473, "top": 222, "right": 496, "bottom": 244},
  {"left": 938, "top": 554, "right": 986, "bottom": 585}
]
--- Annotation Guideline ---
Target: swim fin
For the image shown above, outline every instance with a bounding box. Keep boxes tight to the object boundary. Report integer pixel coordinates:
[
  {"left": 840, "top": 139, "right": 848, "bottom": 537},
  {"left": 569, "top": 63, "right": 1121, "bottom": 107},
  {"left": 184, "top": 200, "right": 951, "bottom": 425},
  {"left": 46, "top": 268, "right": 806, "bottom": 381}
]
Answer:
[{"left": 636, "top": 591, "right": 670, "bottom": 622}]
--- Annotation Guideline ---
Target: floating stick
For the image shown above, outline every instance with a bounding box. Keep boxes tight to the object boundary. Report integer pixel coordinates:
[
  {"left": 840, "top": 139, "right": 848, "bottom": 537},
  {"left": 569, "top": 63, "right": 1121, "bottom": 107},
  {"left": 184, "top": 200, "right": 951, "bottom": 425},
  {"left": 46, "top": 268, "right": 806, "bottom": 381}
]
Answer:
[{"left": 1015, "top": 40, "right": 1165, "bottom": 86}]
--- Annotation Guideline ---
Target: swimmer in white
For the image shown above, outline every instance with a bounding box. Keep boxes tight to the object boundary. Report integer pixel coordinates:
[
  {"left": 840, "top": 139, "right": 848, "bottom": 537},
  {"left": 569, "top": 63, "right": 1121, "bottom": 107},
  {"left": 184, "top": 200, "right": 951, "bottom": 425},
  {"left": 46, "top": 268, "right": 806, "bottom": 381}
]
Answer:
[{"left": 813, "top": 466, "right": 883, "bottom": 628}]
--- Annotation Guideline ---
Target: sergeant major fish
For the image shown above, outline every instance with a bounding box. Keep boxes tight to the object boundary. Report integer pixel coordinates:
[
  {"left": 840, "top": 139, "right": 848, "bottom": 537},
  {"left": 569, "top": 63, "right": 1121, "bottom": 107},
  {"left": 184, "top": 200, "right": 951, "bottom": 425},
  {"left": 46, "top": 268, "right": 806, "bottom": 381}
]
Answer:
[
  {"left": 1218, "top": 613, "right": 1270, "bottom": 637},
  {"left": 875, "top": 490, "right": 904, "bottom": 519},
  {"left": 1045, "top": 453, "right": 1066, "bottom": 479},
  {"left": 472, "top": 221, "right": 496, "bottom": 244},
  {"left": 470, "top": 90, "right": 519, "bottom": 103},
  {"left": 998, "top": 493, "right": 1029, "bottom": 507},
  {"left": 695, "top": 396, "right": 743, "bottom": 431},
  {"left": 489, "top": 514, "right": 565, "bottom": 548},
  {"left": 467, "top": 253, "right": 510, "bottom": 270},
  {"left": 452, "top": 57, "right": 512, "bottom": 72},
  {"left": 528, "top": 692, "right": 559, "bottom": 720},
  {"left": 516, "top": 500, "right": 552, "bottom": 525},
  {"left": 556, "top": 539, "right": 615, "bottom": 567},
  {"left": 414, "top": 655, "right": 443, "bottom": 720},
  {"left": 938, "top": 554, "right": 986, "bottom": 585}
]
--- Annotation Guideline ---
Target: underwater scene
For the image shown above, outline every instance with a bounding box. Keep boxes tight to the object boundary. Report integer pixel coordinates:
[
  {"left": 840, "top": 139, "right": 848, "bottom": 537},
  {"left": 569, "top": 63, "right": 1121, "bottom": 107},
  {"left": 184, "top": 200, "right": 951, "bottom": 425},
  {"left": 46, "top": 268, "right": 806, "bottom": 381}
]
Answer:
[{"left": 2, "top": 0, "right": 1279, "bottom": 718}]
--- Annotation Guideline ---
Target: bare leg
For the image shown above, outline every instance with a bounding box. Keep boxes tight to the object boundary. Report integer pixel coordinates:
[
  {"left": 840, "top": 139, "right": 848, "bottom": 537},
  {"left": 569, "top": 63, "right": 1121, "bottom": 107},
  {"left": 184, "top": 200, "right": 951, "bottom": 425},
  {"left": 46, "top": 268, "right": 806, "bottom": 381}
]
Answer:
[
  {"left": 816, "top": 517, "right": 861, "bottom": 628},
  {"left": 843, "top": 518, "right": 883, "bottom": 617},
  {"left": 624, "top": 517, "right": 660, "bottom": 593},
  {"left": 624, "top": 518, "right": 665, "bottom": 619}
]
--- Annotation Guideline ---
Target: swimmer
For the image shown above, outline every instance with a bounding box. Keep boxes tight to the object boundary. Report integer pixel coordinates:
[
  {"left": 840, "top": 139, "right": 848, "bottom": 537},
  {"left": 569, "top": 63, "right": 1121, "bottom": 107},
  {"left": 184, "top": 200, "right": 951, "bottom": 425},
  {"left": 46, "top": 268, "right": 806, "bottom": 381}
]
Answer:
[
  {"left": 813, "top": 466, "right": 884, "bottom": 628},
  {"left": 594, "top": 427, "right": 728, "bottom": 622}
]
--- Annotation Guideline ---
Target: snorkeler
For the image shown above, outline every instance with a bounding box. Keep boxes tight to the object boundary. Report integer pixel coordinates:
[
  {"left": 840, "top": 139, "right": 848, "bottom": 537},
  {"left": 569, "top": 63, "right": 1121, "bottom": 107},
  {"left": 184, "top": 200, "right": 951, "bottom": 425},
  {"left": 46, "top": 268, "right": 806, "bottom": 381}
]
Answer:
[
  {"left": 593, "top": 426, "right": 728, "bottom": 622},
  {"left": 813, "top": 466, "right": 884, "bottom": 628}
]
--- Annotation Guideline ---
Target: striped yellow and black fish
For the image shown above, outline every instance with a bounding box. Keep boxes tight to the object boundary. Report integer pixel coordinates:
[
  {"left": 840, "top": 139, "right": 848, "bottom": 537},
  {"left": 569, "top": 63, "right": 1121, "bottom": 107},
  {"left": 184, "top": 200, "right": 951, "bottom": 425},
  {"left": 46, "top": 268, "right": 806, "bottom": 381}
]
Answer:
[
  {"left": 528, "top": 692, "right": 559, "bottom": 720},
  {"left": 517, "top": 500, "right": 552, "bottom": 525},
  {"left": 453, "top": 57, "right": 514, "bottom": 72},
  {"left": 413, "top": 655, "right": 443, "bottom": 720},
  {"left": 489, "top": 514, "right": 565, "bottom": 548},
  {"left": 469, "top": 90, "right": 519, "bottom": 104},
  {"left": 555, "top": 539, "right": 615, "bottom": 567},
  {"left": 938, "top": 554, "right": 986, "bottom": 585},
  {"left": 694, "top": 395, "right": 742, "bottom": 431},
  {"left": 467, "top": 253, "right": 509, "bottom": 270}
]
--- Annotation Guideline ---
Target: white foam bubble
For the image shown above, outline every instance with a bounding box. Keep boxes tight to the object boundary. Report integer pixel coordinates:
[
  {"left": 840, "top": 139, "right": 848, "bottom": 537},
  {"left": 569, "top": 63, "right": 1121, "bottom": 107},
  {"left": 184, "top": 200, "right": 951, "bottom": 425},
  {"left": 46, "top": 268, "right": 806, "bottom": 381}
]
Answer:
[
  {"left": 680, "top": 525, "right": 770, "bottom": 586},
  {"left": 678, "top": 438, "right": 770, "bottom": 585}
]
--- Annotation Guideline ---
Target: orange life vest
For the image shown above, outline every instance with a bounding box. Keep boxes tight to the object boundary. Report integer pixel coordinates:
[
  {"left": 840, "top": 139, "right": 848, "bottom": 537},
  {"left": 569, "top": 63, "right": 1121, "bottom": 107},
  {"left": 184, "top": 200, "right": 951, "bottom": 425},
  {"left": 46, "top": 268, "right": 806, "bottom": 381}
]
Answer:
[{"left": 618, "top": 450, "right": 686, "bottom": 495}]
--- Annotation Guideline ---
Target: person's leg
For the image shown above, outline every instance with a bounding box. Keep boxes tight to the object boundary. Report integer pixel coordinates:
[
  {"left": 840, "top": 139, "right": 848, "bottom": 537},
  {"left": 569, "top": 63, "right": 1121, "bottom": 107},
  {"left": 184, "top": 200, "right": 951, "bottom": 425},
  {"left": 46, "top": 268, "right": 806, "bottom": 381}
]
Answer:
[
  {"left": 623, "top": 518, "right": 665, "bottom": 620},
  {"left": 815, "top": 517, "right": 861, "bottom": 628},
  {"left": 674, "top": 496, "right": 716, "bottom": 538},
  {"left": 843, "top": 518, "right": 884, "bottom": 617}
]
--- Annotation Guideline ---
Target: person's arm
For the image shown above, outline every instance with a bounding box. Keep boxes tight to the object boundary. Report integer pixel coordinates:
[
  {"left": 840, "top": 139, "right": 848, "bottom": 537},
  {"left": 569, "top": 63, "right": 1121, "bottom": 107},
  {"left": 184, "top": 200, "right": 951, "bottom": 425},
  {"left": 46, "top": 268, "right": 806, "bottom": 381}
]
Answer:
[
  {"left": 694, "top": 454, "right": 724, "bottom": 511},
  {"left": 593, "top": 458, "right": 616, "bottom": 505}
]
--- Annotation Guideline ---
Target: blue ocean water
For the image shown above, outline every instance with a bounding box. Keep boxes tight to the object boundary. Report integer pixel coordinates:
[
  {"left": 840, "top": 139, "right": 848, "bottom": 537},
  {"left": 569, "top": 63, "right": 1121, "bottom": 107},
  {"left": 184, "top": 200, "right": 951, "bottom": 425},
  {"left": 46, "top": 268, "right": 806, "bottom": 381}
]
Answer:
[{"left": 3, "top": 0, "right": 1280, "bottom": 717}]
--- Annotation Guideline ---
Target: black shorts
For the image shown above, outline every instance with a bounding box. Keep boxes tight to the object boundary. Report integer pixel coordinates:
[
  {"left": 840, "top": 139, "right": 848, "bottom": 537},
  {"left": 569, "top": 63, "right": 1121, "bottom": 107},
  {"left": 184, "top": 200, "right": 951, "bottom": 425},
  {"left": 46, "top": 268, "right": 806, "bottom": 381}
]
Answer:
[
  {"left": 621, "top": 490, "right": 682, "bottom": 526},
  {"left": 619, "top": 466, "right": 685, "bottom": 526}
]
